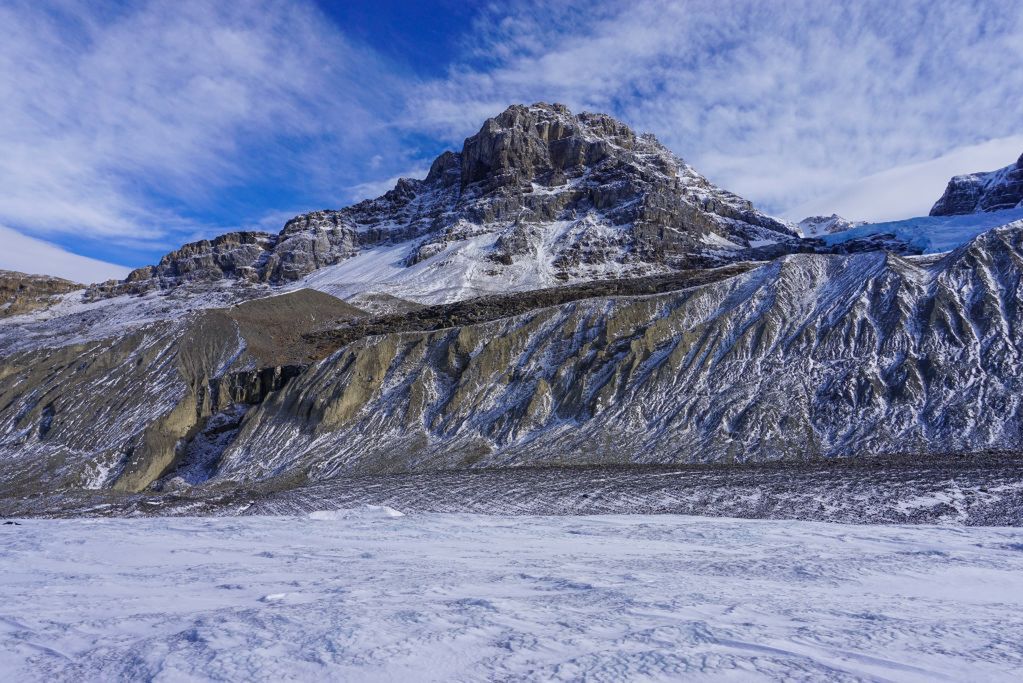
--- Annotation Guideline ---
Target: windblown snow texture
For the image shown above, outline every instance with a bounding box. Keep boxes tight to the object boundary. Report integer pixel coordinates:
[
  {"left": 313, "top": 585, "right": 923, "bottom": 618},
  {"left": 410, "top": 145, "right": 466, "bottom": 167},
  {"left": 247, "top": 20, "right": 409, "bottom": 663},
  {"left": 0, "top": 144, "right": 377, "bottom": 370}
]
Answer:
[{"left": 1, "top": 514, "right": 1021, "bottom": 682}]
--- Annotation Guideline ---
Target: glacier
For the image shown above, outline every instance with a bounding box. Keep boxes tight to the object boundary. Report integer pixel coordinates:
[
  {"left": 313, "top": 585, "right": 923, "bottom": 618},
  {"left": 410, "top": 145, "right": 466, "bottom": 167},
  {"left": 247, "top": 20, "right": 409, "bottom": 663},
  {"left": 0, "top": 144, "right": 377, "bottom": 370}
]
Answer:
[
  {"left": 1, "top": 513, "right": 1022, "bottom": 681},
  {"left": 821, "top": 207, "right": 1023, "bottom": 253}
]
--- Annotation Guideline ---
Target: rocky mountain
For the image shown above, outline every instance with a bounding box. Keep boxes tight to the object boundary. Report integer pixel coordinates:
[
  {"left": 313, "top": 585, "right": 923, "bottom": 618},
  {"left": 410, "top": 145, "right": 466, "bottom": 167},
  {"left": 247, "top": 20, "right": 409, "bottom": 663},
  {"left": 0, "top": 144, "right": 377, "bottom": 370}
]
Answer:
[
  {"left": 88, "top": 103, "right": 799, "bottom": 304},
  {"left": 931, "top": 152, "right": 1023, "bottom": 216},
  {"left": 6, "top": 220, "right": 1023, "bottom": 498},
  {"left": 5, "top": 104, "right": 1023, "bottom": 508},
  {"left": 212, "top": 223, "right": 1023, "bottom": 483},
  {"left": 797, "top": 214, "right": 866, "bottom": 237}
]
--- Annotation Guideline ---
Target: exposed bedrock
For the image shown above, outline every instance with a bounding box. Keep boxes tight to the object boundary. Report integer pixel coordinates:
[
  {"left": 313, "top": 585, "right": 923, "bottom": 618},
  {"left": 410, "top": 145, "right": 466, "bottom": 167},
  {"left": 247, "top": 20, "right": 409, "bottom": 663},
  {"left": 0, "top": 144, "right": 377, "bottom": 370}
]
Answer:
[{"left": 931, "top": 151, "right": 1023, "bottom": 216}]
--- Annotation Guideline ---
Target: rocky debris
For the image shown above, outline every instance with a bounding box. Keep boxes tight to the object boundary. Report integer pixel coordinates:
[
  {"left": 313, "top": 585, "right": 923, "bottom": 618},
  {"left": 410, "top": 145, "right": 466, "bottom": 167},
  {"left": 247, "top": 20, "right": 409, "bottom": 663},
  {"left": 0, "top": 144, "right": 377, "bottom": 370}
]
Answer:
[
  {"left": 930, "top": 151, "right": 1023, "bottom": 216},
  {"left": 0, "top": 270, "right": 82, "bottom": 317},
  {"left": 304, "top": 264, "right": 756, "bottom": 360},
  {"left": 88, "top": 103, "right": 801, "bottom": 298},
  {"left": 9, "top": 453, "right": 1021, "bottom": 526},
  {"left": 797, "top": 214, "right": 866, "bottom": 237}
]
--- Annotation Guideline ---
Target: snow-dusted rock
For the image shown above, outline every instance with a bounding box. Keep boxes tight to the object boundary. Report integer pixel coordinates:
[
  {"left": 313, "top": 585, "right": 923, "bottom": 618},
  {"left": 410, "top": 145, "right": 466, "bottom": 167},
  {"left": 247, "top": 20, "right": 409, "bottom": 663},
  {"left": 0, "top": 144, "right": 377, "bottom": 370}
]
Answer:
[
  {"left": 930, "top": 151, "right": 1023, "bottom": 216},
  {"left": 214, "top": 224, "right": 1023, "bottom": 483},
  {"left": 89, "top": 103, "right": 799, "bottom": 300},
  {"left": 797, "top": 214, "right": 866, "bottom": 237},
  {"left": 0, "top": 270, "right": 81, "bottom": 317}
]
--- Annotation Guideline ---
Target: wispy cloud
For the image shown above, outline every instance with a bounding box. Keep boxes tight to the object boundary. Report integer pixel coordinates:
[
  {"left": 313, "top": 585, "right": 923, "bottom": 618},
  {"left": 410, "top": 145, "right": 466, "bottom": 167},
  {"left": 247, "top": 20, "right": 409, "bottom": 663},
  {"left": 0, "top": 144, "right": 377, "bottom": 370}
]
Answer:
[
  {"left": 0, "top": 225, "right": 130, "bottom": 283},
  {"left": 0, "top": 0, "right": 409, "bottom": 256},
  {"left": 407, "top": 0, "right": 1023, "bottom": 217}
]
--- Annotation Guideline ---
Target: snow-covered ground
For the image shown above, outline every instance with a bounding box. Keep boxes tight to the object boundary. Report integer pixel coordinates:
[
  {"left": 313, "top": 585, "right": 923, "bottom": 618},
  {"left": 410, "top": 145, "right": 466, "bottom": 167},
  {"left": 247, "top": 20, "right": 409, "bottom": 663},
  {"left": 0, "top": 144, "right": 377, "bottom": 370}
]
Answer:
[{"left": 2, "top": 512, "right": 1022, "bottom": 681}]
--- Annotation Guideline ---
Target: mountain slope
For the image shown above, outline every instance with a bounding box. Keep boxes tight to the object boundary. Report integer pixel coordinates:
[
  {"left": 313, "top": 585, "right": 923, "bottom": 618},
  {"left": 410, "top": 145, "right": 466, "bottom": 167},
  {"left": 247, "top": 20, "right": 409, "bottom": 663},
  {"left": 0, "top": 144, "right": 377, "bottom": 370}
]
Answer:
[
  {"left": 205, "top": 223, "right": 1023, "bottom": 485},
  {"left": 0, "top": 289, "right": 363, "bottom": 495}
]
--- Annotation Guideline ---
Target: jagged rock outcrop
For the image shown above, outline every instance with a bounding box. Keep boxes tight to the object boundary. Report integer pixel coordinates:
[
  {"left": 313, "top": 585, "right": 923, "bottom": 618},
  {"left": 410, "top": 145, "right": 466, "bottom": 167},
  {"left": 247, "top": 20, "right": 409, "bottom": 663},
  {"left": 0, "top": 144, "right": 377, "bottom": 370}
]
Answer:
[
  {"left": 930, "top": 152, "right": 1023, "bottom": 216},
  {"left": 208, "top": 223, "right": 1023, "bottom": 483},
  {"left": 0, "top": 270, "right": 81, "bottom": 317},
  {"left": 88, "top": 103, "right": 799, "bottom": 300}
]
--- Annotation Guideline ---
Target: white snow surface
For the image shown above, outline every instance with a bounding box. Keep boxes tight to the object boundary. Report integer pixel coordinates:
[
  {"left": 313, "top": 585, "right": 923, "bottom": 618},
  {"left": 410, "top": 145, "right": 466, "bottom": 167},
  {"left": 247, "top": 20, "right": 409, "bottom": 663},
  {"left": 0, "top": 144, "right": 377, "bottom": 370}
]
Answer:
[
  {"left": 822, "top": 207, "right": 1023, "bottom": 253},
  {"left": 1, "top": 514, "right": 1022, "bottom": 681},
  {"left": 289, "top": 223, "right": 665, "bottom": 306},
  {"left": 308, "top": 505, "right": 405, "bottom": 520}
]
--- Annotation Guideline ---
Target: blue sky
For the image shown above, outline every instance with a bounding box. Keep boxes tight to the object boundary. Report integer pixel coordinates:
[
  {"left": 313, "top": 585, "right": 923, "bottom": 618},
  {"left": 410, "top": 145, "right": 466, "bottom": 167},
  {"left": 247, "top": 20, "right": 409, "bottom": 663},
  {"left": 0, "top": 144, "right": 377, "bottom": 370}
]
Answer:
[{"left": 2, "top": 0, "right": 1022, "bottom": 281}]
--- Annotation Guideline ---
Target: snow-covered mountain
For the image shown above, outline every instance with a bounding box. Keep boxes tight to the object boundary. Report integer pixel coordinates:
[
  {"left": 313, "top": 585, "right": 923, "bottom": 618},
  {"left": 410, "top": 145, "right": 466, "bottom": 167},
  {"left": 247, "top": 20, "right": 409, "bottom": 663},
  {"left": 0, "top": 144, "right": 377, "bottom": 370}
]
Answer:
[
  {"left": 796, "top": 214, "right": 865, "bottom": 237},
  {"left": 89, "top": 103, "right": 798, "bottom": 305},
  {"left": 930, "top": 151, "right": 1023, "bottom": 216}
]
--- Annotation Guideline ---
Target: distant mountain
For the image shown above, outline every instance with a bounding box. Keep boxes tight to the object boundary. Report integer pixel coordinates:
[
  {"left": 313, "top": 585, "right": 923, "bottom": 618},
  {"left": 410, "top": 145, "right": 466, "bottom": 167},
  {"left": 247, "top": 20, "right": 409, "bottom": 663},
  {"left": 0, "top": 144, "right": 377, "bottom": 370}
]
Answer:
[
  {"left": 89, "top": 103, "right": 799, "bottom": 304},
  {"left": 930, "top": 152, "right": 1023, "bottom": 216},
  {"left": 797, "top": 214, "right": 866, "bottom": 237}
]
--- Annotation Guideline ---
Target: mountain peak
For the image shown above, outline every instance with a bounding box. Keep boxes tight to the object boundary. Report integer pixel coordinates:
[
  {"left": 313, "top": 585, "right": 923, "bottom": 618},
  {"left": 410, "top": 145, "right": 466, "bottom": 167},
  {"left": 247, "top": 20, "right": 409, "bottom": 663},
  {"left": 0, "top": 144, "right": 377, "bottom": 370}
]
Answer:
[
  {"left": 458, "top": 102, "right": 643, "bottom": 189},
  {"left": 797, "top": 214, "right": 866, "bottom": 237},
  {"left": 930, "top": 151, "right": 1023, "bottom": 216},
  {"left": 89, "top": 103, "right": 797, "bottom": 301}
]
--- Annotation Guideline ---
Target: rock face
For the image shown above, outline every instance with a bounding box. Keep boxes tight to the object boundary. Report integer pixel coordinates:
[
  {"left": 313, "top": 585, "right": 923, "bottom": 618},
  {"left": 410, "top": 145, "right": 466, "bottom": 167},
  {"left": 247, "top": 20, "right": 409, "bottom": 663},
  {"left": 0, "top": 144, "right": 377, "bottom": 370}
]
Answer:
[
  {"left": 930, "top": 152, "right": 1023, "bottom": 216},
  {"left": 0, "top": 270, "right": 81, "bottom": 317},
  {"left": 797, "top": 214, "right": 865, "bottom": 237},
  {"left": 90, "top": 103, "right": 798, "bottom": 299}
]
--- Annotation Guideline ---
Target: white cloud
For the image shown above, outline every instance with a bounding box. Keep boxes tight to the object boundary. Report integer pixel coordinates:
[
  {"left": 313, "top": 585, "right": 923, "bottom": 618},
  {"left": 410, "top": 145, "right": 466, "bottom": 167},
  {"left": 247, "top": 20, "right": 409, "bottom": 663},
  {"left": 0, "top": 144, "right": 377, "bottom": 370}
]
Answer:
[
  {"left": 788, "top": 136, "right": 1023, "bottom": 222},
  {"left": 407, "top": 0, "right": 1023, "bottom": 220},
  {"left": 0, "top": 225, "right": 130, "bottom": 283},
  {"left": 0, "top": 0, "right": 406, "bottom": 252}
]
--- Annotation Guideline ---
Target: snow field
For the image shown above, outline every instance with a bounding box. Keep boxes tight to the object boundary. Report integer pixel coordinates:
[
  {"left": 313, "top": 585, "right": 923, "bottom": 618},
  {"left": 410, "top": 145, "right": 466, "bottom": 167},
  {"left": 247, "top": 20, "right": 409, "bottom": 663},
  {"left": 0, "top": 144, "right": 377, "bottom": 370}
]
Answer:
[{"left": 1, "top": 512, "right": 1022, "bottom": 681}]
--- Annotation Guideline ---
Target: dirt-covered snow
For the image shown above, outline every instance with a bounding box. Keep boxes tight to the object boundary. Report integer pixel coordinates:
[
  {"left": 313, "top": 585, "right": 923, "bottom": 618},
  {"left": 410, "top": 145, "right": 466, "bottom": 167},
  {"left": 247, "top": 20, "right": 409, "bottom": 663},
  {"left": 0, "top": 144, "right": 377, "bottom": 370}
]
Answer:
[{"left": 1, "top": 513, "right": 1022, "bottom": 681}]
